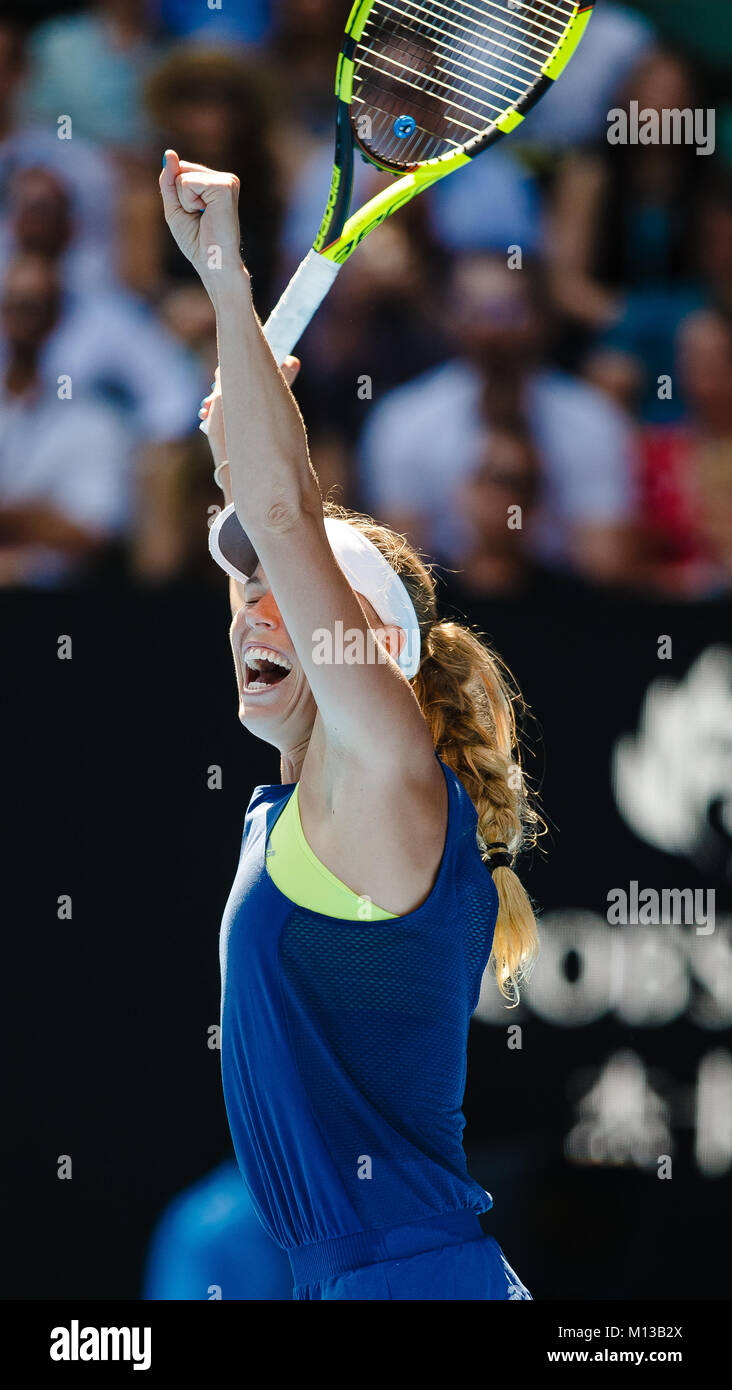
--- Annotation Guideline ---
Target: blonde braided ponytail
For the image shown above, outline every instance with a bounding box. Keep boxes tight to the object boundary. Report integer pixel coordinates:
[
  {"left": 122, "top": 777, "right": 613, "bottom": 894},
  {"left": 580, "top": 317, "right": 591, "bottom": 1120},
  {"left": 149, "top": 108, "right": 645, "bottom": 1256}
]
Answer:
[
  {"left": 412, "top": 621, "right": 540, "bottom": 1002},
  {"left": 323, "top": 501, "right": 542, "bottom": 1003}
]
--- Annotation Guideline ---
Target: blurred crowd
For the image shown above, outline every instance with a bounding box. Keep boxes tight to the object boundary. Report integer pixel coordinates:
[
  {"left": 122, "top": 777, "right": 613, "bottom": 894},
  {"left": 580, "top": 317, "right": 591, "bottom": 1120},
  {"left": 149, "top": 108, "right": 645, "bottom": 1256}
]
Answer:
[{"left": 0, "top": 0, "right": 730, "bottom": 599}]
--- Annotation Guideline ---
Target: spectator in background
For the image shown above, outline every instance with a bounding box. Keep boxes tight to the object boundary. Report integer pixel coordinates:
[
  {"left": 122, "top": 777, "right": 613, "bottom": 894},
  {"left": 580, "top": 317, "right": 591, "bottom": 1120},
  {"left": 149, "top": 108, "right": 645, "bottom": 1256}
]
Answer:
[
  {"left": 1, "top": 164, "right": 205, "bottom": 444},
  {"left": 143, "top": 1160, "right": 292, "bottom": 1301},
  {"left": 427, "top": 145, "right": 544, "bottom": 261},
  {"left": 584, "top": 168, "right": 732, "bottom": 421},
  {"left": 696, "top": 170, "right": 732, "bottom": 318},
  {"left": 638, "top": 309, "right": 732, "bottom": 598},
  {"left": 0, "top": 254, "right": 132, "bottom": 586},
  {"left": 549, "top": 50, "right": 711, "bottom": 406},
  {"left": 421, "top": 6, "right": 653, "bottom": 286},
  {"left": 518, "top": 0, "right": 656, "bottom": 153},
  {"left": 445, "top": 429, "right": 587, "bottom": 602},
  {"left": 127, "top": 47, "right": 282, "bottom": 320},
  {"left": 359, "top": 252, "right": 638, "bottom": 586},
  {"left": 3, "top": 164, "right": 107, "bottom": 297},
  {"left": 20, "top": 0, "right": 160, "bottom": 152},
  {"left": 294, "top": 207, "right": 448, "bottom": 451},
  {"left": 271, "top": 0, "right": 347, "bottom": 140},
  {"left": 130, "top": 428, "right": 221, "bottom": 586},
  {"left": 627, "top": 0, "right": 732, "bottom": 167},
  {"left": 0, "top": 20, "right": 117, "bottom": 288},
  {"left": 159, "top": 0, "right": 272, "bottom": 46}
]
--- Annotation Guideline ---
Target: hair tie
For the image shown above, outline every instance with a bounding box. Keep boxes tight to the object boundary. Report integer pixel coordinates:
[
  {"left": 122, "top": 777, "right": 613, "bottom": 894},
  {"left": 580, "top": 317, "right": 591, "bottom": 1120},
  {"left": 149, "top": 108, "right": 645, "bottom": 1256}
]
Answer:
[{"left": 485, "top": 841, "right": 513, "bottom": 872}]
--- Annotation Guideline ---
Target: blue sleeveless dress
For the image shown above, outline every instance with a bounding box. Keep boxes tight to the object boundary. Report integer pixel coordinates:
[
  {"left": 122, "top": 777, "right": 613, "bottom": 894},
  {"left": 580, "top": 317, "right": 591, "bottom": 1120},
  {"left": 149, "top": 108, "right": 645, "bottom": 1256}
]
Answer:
[{"left": 219, "top": 756, "right": 532, "bottom": 1300}]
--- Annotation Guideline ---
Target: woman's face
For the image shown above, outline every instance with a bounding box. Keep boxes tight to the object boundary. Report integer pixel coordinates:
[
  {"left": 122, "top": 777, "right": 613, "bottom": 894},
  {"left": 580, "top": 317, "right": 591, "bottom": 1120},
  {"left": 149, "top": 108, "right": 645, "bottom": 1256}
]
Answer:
[
  {"left": 229, "top": 565, "right": 403, "bottom": 748},
  {"left": 230, "top": 565, "right": 316, "bottom": 746}
]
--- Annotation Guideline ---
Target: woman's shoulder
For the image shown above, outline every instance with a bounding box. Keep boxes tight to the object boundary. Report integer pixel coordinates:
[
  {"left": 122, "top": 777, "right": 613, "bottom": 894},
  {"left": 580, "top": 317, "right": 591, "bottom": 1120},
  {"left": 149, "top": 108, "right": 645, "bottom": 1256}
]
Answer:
[
  {"left": 435, "top": 757, "right": 481, "bottom": 840},
  {"left": 243, "top": 780, "right": 294, "bottom": 825}
]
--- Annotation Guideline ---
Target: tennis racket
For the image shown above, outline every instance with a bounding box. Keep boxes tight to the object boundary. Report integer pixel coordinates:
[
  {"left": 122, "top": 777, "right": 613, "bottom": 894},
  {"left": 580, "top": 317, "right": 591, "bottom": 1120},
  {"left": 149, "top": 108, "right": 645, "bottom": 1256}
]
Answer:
[{"left": 202, "top": 0, "right": 594, "bottom": 433}]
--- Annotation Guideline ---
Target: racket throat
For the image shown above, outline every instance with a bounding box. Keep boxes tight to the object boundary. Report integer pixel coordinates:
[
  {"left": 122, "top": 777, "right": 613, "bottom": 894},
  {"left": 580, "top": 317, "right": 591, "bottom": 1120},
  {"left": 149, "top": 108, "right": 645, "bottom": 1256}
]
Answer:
[{"left": 314, "top": 103, "right": 355, "bottom": 252}]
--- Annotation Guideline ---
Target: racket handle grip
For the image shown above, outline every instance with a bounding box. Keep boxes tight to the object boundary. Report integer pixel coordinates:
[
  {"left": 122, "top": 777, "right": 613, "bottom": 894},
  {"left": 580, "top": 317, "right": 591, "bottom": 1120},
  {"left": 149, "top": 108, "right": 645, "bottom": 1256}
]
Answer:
[
  {"left": 199, "top": 250, "right": 341, "bottom": 436},
  {"left": 263, "top": 248, "right": 342, "bottom": 363}
]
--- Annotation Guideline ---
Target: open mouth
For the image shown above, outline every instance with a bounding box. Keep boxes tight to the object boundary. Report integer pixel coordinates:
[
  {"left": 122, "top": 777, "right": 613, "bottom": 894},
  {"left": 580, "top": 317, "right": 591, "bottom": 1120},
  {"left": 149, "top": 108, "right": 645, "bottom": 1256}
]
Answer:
[{"left": 243, "top": 644, "right": 293, "bottom": 693}]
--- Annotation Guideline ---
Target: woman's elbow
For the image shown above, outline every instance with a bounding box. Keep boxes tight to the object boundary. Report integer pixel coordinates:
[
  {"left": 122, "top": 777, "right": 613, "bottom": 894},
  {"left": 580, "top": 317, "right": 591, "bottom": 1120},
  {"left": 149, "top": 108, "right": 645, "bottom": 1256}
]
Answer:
[{"left": 236, "top": 477, "right": 322, "bottom": 541}]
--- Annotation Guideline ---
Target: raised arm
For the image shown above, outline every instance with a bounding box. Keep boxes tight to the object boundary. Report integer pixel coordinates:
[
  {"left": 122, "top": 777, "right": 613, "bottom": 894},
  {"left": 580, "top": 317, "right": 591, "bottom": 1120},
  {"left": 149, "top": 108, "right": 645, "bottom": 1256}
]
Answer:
[
  {"left": 200, "top": 362, "right": 301, "bottom": 619},
  {"left": 159, "top": 151, "right": 436, "bottom": 777}
]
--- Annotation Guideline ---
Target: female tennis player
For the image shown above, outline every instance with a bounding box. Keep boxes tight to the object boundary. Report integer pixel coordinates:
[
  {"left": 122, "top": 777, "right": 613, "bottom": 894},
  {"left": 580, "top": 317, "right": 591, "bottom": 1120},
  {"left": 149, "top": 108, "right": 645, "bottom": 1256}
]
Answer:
[{"left": 161, "top": 150, "right": 540, "bottom": 1301}]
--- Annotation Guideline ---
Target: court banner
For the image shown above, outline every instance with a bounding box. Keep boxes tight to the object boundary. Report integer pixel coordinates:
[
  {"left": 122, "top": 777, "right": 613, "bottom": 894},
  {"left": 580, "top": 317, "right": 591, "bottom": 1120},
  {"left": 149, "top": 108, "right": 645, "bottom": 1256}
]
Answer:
[{"left": 454, "top": 585, "right": 731, "bottom": 1300}]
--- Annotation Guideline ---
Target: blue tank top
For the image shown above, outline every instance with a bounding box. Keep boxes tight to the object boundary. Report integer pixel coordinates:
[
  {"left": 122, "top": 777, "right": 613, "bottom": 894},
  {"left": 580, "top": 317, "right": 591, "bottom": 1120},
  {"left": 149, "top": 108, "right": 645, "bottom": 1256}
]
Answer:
[{"left": 219, "top": 756, "right": 498, "bottom": 1252}]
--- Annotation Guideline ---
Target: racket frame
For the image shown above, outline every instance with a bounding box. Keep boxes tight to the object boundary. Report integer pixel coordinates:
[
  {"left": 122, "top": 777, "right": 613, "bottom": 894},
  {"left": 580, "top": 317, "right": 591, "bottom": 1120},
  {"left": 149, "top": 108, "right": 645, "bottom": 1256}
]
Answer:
[
  {"left": 200, "top": 0, "right": 595, "bottom": 430},
  {"left": 317, "top": 0, "right": 596, "bottom": 265}
]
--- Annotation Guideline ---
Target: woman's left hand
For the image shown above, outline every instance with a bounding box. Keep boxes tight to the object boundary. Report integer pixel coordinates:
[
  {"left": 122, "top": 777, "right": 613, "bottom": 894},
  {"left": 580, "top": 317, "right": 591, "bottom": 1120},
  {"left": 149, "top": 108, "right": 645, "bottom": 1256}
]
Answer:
[
  {"left": 159, "top": 149, "right": 243, "bottom": 290},
  {"left": 200, "top": 358, "right": 302, "bottom": 475},
  {"left": 200, "top": 367, "right": 227, "bottom": 463}
]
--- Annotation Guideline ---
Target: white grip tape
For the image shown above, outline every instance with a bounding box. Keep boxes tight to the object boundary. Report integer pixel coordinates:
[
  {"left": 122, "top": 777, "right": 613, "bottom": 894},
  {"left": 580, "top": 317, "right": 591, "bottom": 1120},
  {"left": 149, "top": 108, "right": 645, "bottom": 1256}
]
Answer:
[
  {"left": 199, "top": 249, "right": 341, "bottom": 435},
  {"left": 263, "top": 248, "right": 342, "bottom": 364}
]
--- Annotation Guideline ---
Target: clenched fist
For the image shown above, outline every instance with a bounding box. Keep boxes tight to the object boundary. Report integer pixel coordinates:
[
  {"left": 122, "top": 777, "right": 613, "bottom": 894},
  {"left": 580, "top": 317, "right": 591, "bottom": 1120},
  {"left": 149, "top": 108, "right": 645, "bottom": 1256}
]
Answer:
[{"left": 159, "top": 149, "right": 244, "bottom": 293}]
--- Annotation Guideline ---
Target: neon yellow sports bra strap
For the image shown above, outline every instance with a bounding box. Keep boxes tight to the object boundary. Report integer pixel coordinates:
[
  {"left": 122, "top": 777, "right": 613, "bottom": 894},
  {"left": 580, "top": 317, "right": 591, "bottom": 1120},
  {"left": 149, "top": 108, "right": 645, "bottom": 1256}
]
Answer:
[{"left": 266, "top": 783, "right": 397, "bottom": 921}]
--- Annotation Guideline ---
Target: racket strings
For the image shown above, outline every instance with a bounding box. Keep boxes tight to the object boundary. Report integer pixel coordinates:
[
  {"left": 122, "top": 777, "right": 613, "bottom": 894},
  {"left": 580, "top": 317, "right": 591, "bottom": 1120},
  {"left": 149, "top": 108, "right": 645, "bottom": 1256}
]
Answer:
[
  {"left": 468, "top": 0, "right": 572, "bottom": 44},
  {"left": 361, "top": 3, "right": 535, "bottom": 92},
  {"left": 352, "top": 0, "right": 575, "bottom": 165},
  {"left": 369, "top": 0, "right": 554, "bottom": 63},
  {"left": 416, "top": 0, "right": 567, "bottom": 54},
  {"left": 361, "top": 0, "right": 546, "bottom": 88},
  {"left": 367, "top": 0, "right": 573, "bottom": 67},
  {"left": 354, "top": 50, "right": 519, "bottom": 122}
]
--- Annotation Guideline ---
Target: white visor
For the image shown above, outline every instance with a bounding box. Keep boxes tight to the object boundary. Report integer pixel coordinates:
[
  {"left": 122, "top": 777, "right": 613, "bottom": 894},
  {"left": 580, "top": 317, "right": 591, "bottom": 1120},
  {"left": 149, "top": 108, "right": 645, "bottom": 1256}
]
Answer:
[{"left": 209, "top": 504, "right": 422, "bottom": 679}]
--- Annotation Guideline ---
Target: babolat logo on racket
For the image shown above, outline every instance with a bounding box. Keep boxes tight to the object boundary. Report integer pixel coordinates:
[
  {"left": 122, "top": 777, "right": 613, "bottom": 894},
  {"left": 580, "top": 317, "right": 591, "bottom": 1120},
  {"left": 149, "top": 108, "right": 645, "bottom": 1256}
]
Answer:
[
  {"left": 50, "top": 1320, "right": 151, "bottom": 1371},
  {"left": 314, "top": 167, "right": 343, "bottom": 252}
]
